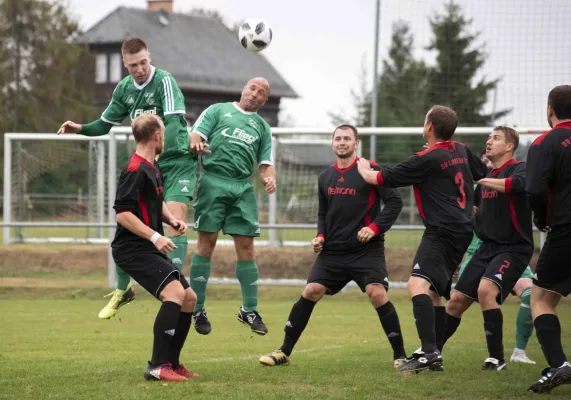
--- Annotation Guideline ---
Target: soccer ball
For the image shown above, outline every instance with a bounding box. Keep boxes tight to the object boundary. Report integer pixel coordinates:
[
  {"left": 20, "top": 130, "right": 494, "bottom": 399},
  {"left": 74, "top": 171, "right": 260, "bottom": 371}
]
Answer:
[{"left": 238, "top": 19, "right": 272, "bottom": 52}]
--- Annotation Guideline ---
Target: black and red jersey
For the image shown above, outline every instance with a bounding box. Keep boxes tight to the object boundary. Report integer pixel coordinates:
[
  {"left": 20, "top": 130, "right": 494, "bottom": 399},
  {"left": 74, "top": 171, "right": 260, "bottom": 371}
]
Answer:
[
  {"left": 111, "top": 152, "right": 165, "bottom": 257},
  {"left": 526, "top": 121, "right": 571, "bottom": 230},
  {"left": 376, "top": 141, "right": 486, "bottom": 233},
  {"left": 317, "top": 157, "right": 402, "bottom": 253},
  {"left": 474, "top": 159, "right": 533, "bottom": 246}
]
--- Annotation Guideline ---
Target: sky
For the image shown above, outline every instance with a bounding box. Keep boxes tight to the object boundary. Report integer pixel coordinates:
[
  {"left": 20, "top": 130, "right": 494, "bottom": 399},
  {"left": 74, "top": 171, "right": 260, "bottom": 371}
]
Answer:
[{"left": 69, "top": 0, "right": 570, "bottom": 129}]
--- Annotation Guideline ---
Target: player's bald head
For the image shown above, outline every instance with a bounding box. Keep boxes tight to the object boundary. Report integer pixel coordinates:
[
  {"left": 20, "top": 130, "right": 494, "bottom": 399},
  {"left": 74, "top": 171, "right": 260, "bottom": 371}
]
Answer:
[{"left": 246, "top": 77, "right": 270, "bottom": 94}]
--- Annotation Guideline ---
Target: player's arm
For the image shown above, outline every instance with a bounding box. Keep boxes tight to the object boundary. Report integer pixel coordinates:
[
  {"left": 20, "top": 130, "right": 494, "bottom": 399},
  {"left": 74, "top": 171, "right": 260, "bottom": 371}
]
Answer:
[
  {"left": 312, "top": 176, "right": 327, "bottom": 253},
  {"left": 477, "top": 163, "right": 526, "bottom": 194},
  {"left": 465, "top": 145, "right": 487, "bottom": 181},
  {"left": 357, "top": 155, "right": 429, "bottom": 187},
  {"left": 113, "top": 170, "right": 175, "bottom": 254},
  {"left": 189, "top": 104, "right": 219, "bottom": 155},
  {"left": 162, "top": 202, "right": 188, "bottom": 236},
  {"left": 526, "top": 139, "right": 554, "bottom": 230},
  {"left": 159, "top": 74, "right": 189, "bottom": 152},
  {"left": 258, "top": 124, "right": 276, "bottom": 194}
]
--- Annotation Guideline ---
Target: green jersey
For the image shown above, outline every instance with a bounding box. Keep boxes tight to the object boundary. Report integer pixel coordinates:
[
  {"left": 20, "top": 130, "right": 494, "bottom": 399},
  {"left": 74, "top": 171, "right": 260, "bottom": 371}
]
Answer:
[
  {"left": 192, "top": 102, "right": 273, "bottom": 180},
  {"left": 101, "top": 66, "right": 190, "bottom": 161}
]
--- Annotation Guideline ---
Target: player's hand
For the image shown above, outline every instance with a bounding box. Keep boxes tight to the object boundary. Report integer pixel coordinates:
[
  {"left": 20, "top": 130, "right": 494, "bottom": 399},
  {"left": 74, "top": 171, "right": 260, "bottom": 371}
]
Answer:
[
  {"left": 357, "top": 227, "right": 376, "bottom": 242},
  {"left": 154, "top": 236, "right": 177, "bottom": 254},
  {"left": 263, "top": 176, "right": 276, "bottom": 194},
  {"left": 311, "top": 236, "right": 324, "bottom": 253},
  {"left": 422, "top": 143, "right": 429, "bottom": 149},
  {"left": 190, "top": 138, "right": 211, "bottom": 155},
  {"left": 169, "top": 219, "right": 188, "bottom": 235},
  {"left": 357, "top": 158, "right": 378, "bottom": 185},
  {"left": 57, "top": 121, "right": 81, "bottom": 135},
  {"left": 533, "top": 215, "right": 551, "bottom": 232}
]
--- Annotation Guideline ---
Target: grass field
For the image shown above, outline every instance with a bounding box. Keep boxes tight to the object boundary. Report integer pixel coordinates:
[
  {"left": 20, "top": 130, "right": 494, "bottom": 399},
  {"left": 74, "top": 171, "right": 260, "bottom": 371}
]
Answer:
[{"left": 1, "top": 286, "right": 570, "bottom": 399}]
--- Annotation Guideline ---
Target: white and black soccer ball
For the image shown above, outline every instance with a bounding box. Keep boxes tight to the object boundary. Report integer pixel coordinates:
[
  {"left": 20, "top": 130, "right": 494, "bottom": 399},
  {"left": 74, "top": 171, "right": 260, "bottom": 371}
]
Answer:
[{"left": 238, "top": 19, "right": 272, "bottom": 52}]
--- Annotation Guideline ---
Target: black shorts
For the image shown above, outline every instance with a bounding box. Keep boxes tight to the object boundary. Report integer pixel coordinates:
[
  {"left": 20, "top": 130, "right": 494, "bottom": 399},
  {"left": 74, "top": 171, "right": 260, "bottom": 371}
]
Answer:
[
  {"left": 113, "top": 251, "right": 190, "bottom": 299},
  {"left": 307, "top": 246, "right": 388, "bottom": 295},
  {"left": 411, "top": 227, "right": 473, "bottom": 300},
  {"left": 454, "top": 241, "right": 533, "bottom": 304},
  {"left": 534, "top": 227, "right": 571, "bottom": 297}
]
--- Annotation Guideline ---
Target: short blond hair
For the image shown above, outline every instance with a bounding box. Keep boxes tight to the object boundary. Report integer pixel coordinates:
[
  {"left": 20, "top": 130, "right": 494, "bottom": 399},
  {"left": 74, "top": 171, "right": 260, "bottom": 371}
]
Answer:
[{"left": 131, "top": 114, "right": 163, "bottom": 144}]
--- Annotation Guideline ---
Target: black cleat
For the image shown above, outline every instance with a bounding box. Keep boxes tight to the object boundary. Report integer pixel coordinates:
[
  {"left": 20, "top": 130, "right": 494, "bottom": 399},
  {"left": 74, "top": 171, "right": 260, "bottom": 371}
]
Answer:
[
  {"left": 399, "top": 351, "right": 443, "bottom": 375},
  {"left": 481, "top": 357, "right": 507, "bottom": 371},
  {"left": 528, "top": 363, "right": 571, "bottom": 394},
  {"left": 193, "top": 309, "right": 212, "bottom": 335},
  {"left": 404, "top": 347, "right": 443, "bottom": 371},
  {"left": 237, "top": 308, "right": 268, "bottom": 335}
]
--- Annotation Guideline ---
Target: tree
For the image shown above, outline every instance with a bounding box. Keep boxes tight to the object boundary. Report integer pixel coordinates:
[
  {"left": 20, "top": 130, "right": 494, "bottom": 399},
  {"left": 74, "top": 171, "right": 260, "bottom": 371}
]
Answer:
[{"left": 426, "top": 1, "right": 510, "bottom": 127}]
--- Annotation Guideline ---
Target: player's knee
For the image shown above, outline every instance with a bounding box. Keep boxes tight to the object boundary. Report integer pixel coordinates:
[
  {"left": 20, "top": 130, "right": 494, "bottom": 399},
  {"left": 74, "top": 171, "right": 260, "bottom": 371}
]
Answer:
[
  {"left": 235, "top": 238, "right": 255, "bottom": 260},
  {"left": 183, "top": 288, "right": 197, "bottom": 309},
  {"left": 447, "top": 292, "right": 469, "bottom": 316},
  {"left": 477, "top": 282, "right": 498, "bottom": 306},
  {"left": 197, "top": 233, "right": 217, "bottom": 257},
  {"left": 366, "top": 284, "right": 387, "bottom": 305},
  {"left": 160, "top": 280, "right": 186, "bottom": 304},
  {"left": 302, "top": 283, "right": 326, "bottom": 302}
]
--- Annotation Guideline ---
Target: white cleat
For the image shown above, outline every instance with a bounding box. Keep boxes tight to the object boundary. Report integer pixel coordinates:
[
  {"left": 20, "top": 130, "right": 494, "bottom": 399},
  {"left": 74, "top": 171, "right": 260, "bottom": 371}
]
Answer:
[{"left": 510, "top": 349, "right": 536, "bottom": 364}]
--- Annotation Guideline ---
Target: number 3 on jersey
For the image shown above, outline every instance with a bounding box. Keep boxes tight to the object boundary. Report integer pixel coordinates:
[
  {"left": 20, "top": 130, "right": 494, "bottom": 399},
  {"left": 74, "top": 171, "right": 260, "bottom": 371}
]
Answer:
[{"left": 455, "top": 171, "right": 466, "bottom": 209}]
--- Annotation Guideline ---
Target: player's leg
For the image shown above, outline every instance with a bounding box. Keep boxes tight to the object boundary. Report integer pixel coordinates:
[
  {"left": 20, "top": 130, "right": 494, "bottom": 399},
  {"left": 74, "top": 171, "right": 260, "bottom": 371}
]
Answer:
[
  {"left": 442, "top": 291, "right": 474, "bottom": 348},
  {"left": 164, "top": 200, "right": 189, "bottom": 273},
  {"left": 510, "top": 275, "right": 535, "bottom": 364},
  {"left": 98, "top": 265, "right": 136, "bottom": 319}
]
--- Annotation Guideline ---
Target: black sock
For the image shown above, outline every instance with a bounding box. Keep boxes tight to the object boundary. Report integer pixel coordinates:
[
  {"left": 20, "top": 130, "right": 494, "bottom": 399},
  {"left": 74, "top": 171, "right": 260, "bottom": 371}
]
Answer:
[
  {"left": 151, "top": 301, "right": 181, "bottom": 367},
  {"left": 280, "top": 296, "right": 316, "bottom": 356},
  {"left": 483, "top": 308, "right": 504, "bottom": 362},
  {"left": 376, "top": 301, "right": 406, "bottom": 359},
  {"left": 442, "top": 313, "right": 462, "bottom": 350},
  {"left": 535, "top": 314, "right": 567, "bottom": 368},
  {"left": 434, "top": 306, "right": 446, "bottom": 352},
  {"left": 168, "top": 311, "right": 192, "bottom": 369},
  {"left": 412, "top": 294, "right": 437, "bottom": 354}
]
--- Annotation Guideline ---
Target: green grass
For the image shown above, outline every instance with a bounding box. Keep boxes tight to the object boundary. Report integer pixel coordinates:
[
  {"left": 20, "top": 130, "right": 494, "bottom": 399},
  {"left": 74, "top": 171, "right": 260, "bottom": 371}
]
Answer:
[{"left": 1, "top": 287, "right": 570, "bottom": 399}]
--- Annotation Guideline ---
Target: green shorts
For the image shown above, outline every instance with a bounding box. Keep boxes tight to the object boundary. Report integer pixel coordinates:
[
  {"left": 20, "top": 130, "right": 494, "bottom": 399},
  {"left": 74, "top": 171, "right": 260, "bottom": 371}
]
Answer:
[
  {"left": 193, "top": 173, "right": 260, "bottom": 237},
  {"left": 157, "top": 153, "right": 197, "bottom": 205}
]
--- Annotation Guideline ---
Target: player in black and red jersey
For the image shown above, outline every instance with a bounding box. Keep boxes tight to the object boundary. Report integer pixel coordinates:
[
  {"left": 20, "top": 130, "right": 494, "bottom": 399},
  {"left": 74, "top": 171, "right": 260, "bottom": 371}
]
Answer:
[
  {"left": 440, "top": 126, "right": 533, "bottom": 371},
  {"left": 357, "top": 105, "right": 486, "bottom": 374},
  {"left": 526, "top": 85, "right": 571, "bottom": 393},
  {"left": 112, "top": 114, "right": 198, "bottom": 382},
  {"left": 259, "top": 124, "right": 407, "bottom": 368}
]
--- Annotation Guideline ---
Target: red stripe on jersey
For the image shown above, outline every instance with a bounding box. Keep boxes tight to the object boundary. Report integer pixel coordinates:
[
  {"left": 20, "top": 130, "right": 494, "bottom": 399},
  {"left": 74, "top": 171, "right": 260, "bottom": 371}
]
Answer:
[
  {"left": 509, "top": 195, "right": 519, "bottom": 232},
  {"left": 127, "top": 152, "right": 155, "bottom": 171},
  {"left": 368, "top": 223, "right": 381, "bottom": 236},
  {"left": 416, "top": 141, "right": 456, "bottom": 157},
  {"left": 532, "top": 122, "right": 571, "bottom": 146},
  {"left": 376, "top": 171, "right": 384, "bottom": 185},
  {"left": 413, "top": 186, "right": 425, "bottom": 220},
  {"left": 139, "top": 193, "right": 150, "bottom": 226},
  {"left": 333, "top": 157, "right": 358, "bottom": 173},
  {"left": 364, "top": 186, "right": 377, "bottom": 226},
  {"left": 491, "top": 159, "right": 520, "bottom": 176},
  {"left": 316, "top": 233, "right": 325, "bottom": 241},
  {"left": 505, "top": 178, "right": 513, "bottom": 193}
]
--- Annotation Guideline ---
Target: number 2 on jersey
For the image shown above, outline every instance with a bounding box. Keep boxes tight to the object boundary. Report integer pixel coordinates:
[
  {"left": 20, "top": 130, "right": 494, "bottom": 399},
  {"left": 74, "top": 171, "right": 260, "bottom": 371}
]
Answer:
[{"left": 455, "top": 171, "right": 466, "bottom": 209}]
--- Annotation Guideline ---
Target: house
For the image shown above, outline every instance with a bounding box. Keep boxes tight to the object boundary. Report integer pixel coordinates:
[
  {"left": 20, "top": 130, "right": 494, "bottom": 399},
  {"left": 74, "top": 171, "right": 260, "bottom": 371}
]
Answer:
[{"left": 77, "top": 0, "right": 297, "bottom": 126}]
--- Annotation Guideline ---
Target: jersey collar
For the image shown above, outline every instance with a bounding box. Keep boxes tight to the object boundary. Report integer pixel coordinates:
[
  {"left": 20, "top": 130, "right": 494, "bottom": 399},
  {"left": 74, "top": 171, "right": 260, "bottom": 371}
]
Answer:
[
  {"left": 133, "top": 65, "right": 156, "bottom": 90},
  {"left": 491, "top": 158, "right": 519, "bottom": 176},
  {"left": 233, "top": 102, "right": 256, "bottom": 115}
]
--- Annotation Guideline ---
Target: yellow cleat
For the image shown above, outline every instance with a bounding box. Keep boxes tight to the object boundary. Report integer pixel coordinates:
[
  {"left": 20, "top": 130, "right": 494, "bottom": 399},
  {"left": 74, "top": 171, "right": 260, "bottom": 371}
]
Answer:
[
  {"left": 98, "top": 284, "right": 136, "bottom": 319},
  {"left": 259, "top": 350, "right": 290, "bottom": 367}
]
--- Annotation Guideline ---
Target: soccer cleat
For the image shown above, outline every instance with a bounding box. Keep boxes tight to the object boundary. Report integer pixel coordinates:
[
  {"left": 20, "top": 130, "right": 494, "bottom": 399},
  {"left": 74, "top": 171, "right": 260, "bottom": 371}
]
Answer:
[
  {"left": 528, "top": 363, "right": 571, "bottom": 394},
  {"left": 510, "top": 348, "right": 536, "bottom": 364},
  {"left": 394, "top": 357, "right": 408, "bottom": 368},
  {"left": 399, "top": 351, "right": 443, "bottom": 375},
  {"left": 168, "top": 363, "right": 200, "bottom": 378},
  {"left": 404, "top": 347, "right": 443, "bottom": 371},
  {"left": 193, "top": 308, "right": 212, "bottom": 335},
  {"left": 98, "top": 285, "right": 136, "bottom": 319},
  {"left": 237, "top": 308, "right": 268, "bottom": 335},
  {"left": 482, "top": 357, "right": 507, "bottom": 371},
  {"left": 144, "top": 363, "right": 187, "bottom": 382},
  {"left": 259, "top": 350, "right": 290, "bottom": 366}
]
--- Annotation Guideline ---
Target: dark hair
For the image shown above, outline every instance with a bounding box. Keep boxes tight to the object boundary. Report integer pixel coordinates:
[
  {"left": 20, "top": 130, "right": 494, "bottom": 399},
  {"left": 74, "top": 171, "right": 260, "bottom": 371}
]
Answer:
[
  {"left": 426, "top": 105, "right": 458, "bottom": 141},
  {"left": 121, "top": 37, "right": 148, "bottom": 55},
  {"left": 131, "top": 114, "right": 163, "bottom": 144},
  {"left": 493, "top": 126, "right": 519, "bottom": 151},
  {"left": 333, "top": 124, "right": 359, "bottom": 140},
  {"left": 548, "top": 85, "right": 571, "bottom": 120}
]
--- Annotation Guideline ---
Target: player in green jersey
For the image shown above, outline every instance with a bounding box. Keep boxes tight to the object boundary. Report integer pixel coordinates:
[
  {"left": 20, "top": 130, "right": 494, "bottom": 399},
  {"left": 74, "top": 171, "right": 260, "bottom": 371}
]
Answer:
[
  {"left": 188, "top": 77, "right": 276, "bottom": 336},
  {"left": 57, "top": 38, "right": 196, "bottom": 319}
]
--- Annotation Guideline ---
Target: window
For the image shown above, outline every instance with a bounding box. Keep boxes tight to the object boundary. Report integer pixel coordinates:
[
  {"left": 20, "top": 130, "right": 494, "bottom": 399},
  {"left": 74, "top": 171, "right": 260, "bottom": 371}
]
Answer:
[
  {"left": 109, "top": 53, "right": 122, "bottom": 83},
  {"left": 95, "top": 53, "right": 108, "bottom": 83}
]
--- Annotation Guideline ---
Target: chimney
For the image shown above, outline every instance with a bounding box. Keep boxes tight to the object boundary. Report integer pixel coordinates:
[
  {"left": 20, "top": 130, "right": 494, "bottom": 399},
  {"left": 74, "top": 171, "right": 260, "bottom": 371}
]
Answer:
[{"left": 147, "top": 0, "right": 173, "bottom": 13}]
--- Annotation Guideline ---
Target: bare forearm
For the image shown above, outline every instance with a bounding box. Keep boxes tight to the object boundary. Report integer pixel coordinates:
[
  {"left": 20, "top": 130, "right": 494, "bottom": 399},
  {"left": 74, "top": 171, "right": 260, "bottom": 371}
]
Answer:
[
  {"left": 259, "top": 164, "right": 276, "bottom": 181},
  {"left": 117, "top": 212, "right": 158, "bottom": 240},
  {"left": 477, "top": 178, "right": 507, "bottom": 193},
  {"left": 162, "top": 202, "right": 176, "bottom": 225}
]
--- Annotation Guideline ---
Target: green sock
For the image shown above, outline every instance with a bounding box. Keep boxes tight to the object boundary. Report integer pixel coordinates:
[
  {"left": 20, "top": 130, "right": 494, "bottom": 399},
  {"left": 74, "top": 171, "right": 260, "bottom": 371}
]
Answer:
[
  {"left": 116, "top": 265, "right": 130, "bottom": 291},
  {"left": 190, "top": 254, "right": 211, "bottom": 311},
  {"left": 515, "top": 287, "right": 534, "bottom": 350},
  {"left": 168, "top": 236, "right": 188, "bottom": 274},
  {"left": 236, "top": 260, "right": 259, "bottom": 312}
]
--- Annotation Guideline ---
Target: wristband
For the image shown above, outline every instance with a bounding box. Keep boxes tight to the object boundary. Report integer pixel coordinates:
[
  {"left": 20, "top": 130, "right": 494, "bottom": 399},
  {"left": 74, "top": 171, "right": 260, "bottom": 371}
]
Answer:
[{"left": 150, "top": 232, "right": 161, "bottom": 244}]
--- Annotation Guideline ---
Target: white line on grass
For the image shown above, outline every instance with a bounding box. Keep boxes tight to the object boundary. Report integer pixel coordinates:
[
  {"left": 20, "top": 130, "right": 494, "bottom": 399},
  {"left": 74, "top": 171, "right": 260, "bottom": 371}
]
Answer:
[{"left": 195, "top": 345, "right": 345, "bottom": 363}]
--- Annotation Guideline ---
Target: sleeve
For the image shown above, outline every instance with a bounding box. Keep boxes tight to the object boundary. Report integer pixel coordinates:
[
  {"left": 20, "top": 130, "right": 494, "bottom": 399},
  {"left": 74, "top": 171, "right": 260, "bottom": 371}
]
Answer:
[
  {"left": 526, "top": 139, "right": 555, "bottom": 227},
  {"left": 370, "top": 184, "right": 403, "bottom": 235},
  {"left": 505, "top": 163, "right": 526, "bottom": 194},
  {"left": 160, "top": 74, "right": 186, "bottom": 116},
  {"left": 113, "top": 169, "right": 144, "bottom": 214},
  {"left": 101, "top": 84, "right": 129, "bottom": 125},
  {"left": 465, "top": 145, "right": 487, "bottom": 181},
  {"left": 163, "top": 114, "right": 187, "bottom": 152},
  {"left": 79, "top": 119, "right": 113, "bottom": 137},
  {"left": 317, "top": 175, "right": 328, "bottom": 239},
  {"left": 257, "top": 123, "right": 274, "bottom": 165},
  {"left": 191, "top": 104, "right": 219, "bottom": 141},
  {"left": 377, "top": 154, "right": 429, "bottom": 187},
  {"left": 474, "top": 184, "right": 482, "bottom": 208}
]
